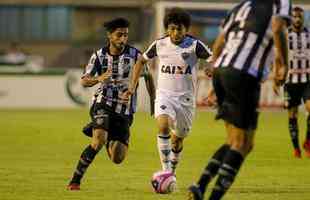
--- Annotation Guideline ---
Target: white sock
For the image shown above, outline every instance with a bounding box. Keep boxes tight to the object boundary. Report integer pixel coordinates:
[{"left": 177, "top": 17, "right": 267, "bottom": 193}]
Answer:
[{"left": 157, "top": 134, "right": 172, "bottom": 171}]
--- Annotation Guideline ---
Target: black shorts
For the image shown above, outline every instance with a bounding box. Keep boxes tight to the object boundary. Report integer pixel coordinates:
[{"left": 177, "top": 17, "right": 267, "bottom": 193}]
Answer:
[
  {"left": 213, "top": 67, "right": 261, "bottom": 130},
  {"left": 284, "top": 83, "right": 310, "bottom": 109},
  {"left": 88, "top": 103, "right": 133, "bottom": 146}
]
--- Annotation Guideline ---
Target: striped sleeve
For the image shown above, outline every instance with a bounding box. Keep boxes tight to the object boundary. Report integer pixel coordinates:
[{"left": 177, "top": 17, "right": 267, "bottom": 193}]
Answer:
[
  {"left": 81, "top": 52, "right": 99, "bottom": 78},
  {"left": 274, "top": 0, "right": 291, "bottom": 21},
  {"left": 195, "top": 40, "right": 212, "bottom": 60},
  {"left": 143, "top": 41, "right": 157, "bottom": 60},
  {"left": 220, "top": 9, "right": 235, "bottom": 34}
]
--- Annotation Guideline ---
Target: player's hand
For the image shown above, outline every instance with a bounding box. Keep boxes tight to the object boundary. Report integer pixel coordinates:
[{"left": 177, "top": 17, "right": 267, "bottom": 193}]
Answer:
[
  {"left": 273, "top": 65, "right": 287, "bottom": 96},
  {"left": 204, "top": 67, "right": 214, "bottom": 78},
  {"left": 120, "top": 89, "right": 134, "bottom": 103},
  {"left": 96, "top": 68, "right": 112, "bottom": 83}
]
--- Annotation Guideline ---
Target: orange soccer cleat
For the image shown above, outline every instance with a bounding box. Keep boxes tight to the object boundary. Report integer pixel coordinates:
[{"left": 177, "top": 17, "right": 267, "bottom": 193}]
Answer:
[
  {"left": 67, "top": 183, "right": 80, "bottom": 191},
  {"left": 303, "top": 140, "right": 310, "bottom": 157},
  {"left": 293, "top": 148, "right": 302, "bottom": 158}
]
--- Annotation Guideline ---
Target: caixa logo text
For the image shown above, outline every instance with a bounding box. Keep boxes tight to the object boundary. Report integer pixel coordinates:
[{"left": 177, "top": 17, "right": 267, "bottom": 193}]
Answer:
[{"left": 161, "top": 65, "right": 192, "bottom": 75}]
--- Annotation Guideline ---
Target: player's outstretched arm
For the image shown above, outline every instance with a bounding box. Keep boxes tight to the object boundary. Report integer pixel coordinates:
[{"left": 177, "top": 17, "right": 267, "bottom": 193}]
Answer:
[
  {"left": 204, "top": 31, "right": 226, "bottom": 77},
  {"left": 81, "top": 69, "right": 112, "bottom": 87},
  {"left": 211, "top": 31, "right": 226, "bottom": 63},
  {"left": 144, "top": 71, "right": 156, "bottom": 115},
  {"left": 272, "top": 16, "right": 289, "bottom": 94},
  {"left": 130, "top": 56, "right": 148, "bottom": 91},
  {"left": 122, "top": 56, "right": 148, "bottom": 101}
]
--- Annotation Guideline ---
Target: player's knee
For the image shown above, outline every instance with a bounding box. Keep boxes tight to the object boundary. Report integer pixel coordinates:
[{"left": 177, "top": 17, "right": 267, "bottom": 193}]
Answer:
[
  {"left": 288, "top": 108, "right": 298, "bottom": 118},
  {"left": 109, "top": 141, "right": 127, "bottom": 164},
  {"left": 305, "top": 103, "right": 310, "bottom": 113},
  {"left": 230, "top": 137, "right": 247, "bottom": 152},
  {"left": 91, "top": 129, "right": 107, "bottom": 151},
  {"left": 158, "top": 125, "right": 170, "bottom": 135},
  {"left": 91, "top": 141, "right": 104, "bottom": 151}
]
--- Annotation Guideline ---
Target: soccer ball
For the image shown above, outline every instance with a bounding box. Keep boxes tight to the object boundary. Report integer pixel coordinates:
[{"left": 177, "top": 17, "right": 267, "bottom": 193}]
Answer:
[{"left": 151, "top": 170, "right": 176, "bottom": 194}]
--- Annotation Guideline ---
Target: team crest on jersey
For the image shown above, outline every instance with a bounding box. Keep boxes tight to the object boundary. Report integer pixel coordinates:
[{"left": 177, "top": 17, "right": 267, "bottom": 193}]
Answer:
[
  {"left": 181, "top": 52, "right": 190, "bottom": 60},
  {"left": 160, "top": 105, "right": 167, "bottom": 110}
]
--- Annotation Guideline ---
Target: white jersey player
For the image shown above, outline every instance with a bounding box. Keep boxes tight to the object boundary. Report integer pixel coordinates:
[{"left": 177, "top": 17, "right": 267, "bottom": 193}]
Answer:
[{"left": 123, "top": 8, "right": 212, "bottom": 173}]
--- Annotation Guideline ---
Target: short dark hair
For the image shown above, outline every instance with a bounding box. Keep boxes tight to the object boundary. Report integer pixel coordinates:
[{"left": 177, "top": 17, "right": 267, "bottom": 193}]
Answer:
[
  {"left": 163, "top": 7, "right": 191, "bottom": 30},
  {"left": 103, "top": 18, "right": 130, "bottom": 33},
  {"left": 292, "top": 6, "right": 304, "bottom": 13}
]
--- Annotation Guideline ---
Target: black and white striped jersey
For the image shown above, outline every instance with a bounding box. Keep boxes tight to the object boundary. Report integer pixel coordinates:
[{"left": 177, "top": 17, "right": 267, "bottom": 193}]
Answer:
[
  {"left": 214, "top": 0, "right": 291, "bottom": 81},
  {"left": 286, "top": 27, "right": 310, "bottom": 84},
  {"left": 82, "top": 45, "right": 145, "bottom": 116}
]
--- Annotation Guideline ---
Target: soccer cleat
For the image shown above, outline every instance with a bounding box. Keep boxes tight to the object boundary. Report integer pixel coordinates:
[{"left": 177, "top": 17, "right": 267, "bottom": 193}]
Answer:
[
  {"left": 187, "top": 184, "right": 203, "bottom": 200},
  {"left": 303, "top": 140, "right": 310, "bottom": 157},
  {"left": 293, "top": 149, "right": 302, "bottom": 158},
  {"left": 67, "top": 183, "right": 80, "bottom": 190}
]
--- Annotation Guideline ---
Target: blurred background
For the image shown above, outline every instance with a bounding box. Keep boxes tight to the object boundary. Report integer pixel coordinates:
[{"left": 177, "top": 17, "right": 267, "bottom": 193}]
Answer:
[{"left": 0, "top": 0, "right": 309, "bottom": 109}]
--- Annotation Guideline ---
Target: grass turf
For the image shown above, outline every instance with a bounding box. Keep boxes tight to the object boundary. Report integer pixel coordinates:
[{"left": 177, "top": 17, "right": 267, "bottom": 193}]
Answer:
[{"left": 0, "top": 109, "right": 310, "bottom": 200}]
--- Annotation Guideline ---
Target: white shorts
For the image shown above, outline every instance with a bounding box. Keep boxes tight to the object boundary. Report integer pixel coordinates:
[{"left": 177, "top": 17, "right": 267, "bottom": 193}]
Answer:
[{"left": 155, "top": 90, "right": 195, "bottom": 138}]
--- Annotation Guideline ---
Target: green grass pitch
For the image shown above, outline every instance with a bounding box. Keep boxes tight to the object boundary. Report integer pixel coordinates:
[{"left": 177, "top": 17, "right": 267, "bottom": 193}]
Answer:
[{"left": 0, "top": 109, "right": 310, "bottom": 200}]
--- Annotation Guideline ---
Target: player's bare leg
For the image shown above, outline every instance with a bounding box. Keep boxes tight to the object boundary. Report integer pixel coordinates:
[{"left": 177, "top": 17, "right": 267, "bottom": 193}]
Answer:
[
  {"left": 67, "top": 128, "right": 107, "bottom": 190},
  {"left": 107, "top": 140, "right": 128, "bottom": 164},
  {"left": 303, "top": 100, "right": 310, "bottom": 157},
  {"left": 288, "top": 107, "right": 301, "bottom": 158},
  {"left": 171, "top": 132, "right": 184, "bottom": 173},
  {"left": 156, "top": 114, "right": 173, "bottom": 171}
]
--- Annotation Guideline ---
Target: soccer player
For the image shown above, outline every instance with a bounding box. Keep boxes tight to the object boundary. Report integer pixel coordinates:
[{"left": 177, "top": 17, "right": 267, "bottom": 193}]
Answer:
[
  {"left": 123, "top": 8, "right": 212, "bottom": 174},
  {"left": 67, "top": 18, "right": 155, "bottom": 190},
  {"left": 284, "top": 6, "right": 310, "bottom": 158},
  {"left": 187, "top": 0, "right": 291, "bottom": 199}
]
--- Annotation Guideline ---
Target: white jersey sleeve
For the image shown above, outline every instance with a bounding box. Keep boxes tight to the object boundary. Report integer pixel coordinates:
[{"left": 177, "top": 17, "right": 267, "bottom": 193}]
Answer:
[{"left": 82, "top": 52, "right": 100, "bottom": 78}]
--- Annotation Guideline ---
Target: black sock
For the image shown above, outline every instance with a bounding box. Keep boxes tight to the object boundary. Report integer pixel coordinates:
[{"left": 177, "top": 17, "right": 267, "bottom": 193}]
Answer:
[
  {"left": 70, "top": 145, "right": 98, "bottom": 184},
  {"left": 306, "top": 116, "right": 310, "bottom": 141},
  {"left": 198, "top": 144, "right": 230, "bottom": 195},
  {"left": 209, "top": 150, "right": 244, "bottom": 200},
  {"left": 289, "top": 118, "right": 300, "bottom": 149}
]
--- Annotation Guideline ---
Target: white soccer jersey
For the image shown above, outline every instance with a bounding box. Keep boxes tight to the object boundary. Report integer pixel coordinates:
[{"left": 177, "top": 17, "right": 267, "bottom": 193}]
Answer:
[{"left": 143, "top": 35, "right": 212, "bottom": 95}]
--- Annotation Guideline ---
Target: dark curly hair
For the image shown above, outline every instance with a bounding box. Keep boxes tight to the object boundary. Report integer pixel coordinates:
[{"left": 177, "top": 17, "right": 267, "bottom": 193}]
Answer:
[
  {"left": 292, "top": 6, "right": 304, "bottom": 13},
  {"left": 103, "top": 18, "right": 130, "bottom": 33},
  {"left": 163, "top": 7, "right": 191, "bottom": 30}
]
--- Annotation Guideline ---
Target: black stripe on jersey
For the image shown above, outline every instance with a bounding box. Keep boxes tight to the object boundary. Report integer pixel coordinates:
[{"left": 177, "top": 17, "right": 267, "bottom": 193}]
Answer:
[
  {"left": 289, "top": 60, "right": 293, "bottom": 82},
  {"left": 242, "top": 2, "right": 273, "bottom": 74},
  {"left": 297, "top": 60, "right": 302, "bottom": 83},
  {"left": 307, "top": 60, "right": 310, "bottom": 81},
  {"left": 257, "top": 40, "right": 273, "bottom": 80},
  {"left": 145, "top": 42, "right": 157, "bottom": 59},
  {"left": 196, "top": 41, "right": 211, "bottom": 59},
  {"left": 111, "top": 88, "right": 119, "bottom": 110},
  {"left": 112, "top": 55, "right": 119, "bottom": 80},
  {"left": 228, "top": 32, "right": 249, "bottom": 68}
]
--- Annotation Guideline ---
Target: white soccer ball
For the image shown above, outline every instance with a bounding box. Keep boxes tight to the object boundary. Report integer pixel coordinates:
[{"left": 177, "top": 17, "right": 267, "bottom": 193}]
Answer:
[{"left": 151, "top": 170, "right": 176, "bottom": 194}]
